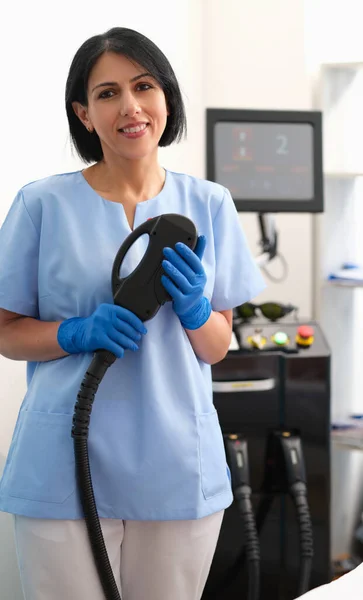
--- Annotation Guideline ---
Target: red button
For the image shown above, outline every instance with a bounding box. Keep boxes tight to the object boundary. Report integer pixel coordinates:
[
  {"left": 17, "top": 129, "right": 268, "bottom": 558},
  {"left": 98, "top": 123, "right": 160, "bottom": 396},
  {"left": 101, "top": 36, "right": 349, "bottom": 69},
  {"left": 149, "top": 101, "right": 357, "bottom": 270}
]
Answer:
[{"left": 297, "top": 325, "right": 314, "bottom": 339}]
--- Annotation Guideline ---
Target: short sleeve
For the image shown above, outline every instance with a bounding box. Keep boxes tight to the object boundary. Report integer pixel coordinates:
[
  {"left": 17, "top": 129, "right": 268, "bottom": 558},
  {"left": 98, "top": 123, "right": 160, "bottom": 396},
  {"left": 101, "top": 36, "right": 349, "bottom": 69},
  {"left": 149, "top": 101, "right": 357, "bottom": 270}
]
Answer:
[
  {"left": 0, "top": 190, "right": 39, "bottom": 317},
  {"left": 211, "top": 187, "right": 266, "bottom": 311}
]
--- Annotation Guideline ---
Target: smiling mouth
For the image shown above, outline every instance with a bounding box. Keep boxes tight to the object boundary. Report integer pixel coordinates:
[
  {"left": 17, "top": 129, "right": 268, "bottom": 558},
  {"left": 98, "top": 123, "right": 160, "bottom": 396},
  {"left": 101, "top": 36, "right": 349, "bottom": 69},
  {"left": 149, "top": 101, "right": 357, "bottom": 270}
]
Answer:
[{"left": 118, "top": 124, "right": 148, "bottom": 133}]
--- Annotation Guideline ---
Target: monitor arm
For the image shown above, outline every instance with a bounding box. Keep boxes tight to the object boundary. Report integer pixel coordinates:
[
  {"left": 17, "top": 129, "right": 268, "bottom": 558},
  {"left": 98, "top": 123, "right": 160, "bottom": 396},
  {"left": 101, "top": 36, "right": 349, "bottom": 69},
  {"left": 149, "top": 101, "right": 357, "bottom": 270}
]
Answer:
[{"left": 255, "top": 213, "right": 278, "bottom": 268}]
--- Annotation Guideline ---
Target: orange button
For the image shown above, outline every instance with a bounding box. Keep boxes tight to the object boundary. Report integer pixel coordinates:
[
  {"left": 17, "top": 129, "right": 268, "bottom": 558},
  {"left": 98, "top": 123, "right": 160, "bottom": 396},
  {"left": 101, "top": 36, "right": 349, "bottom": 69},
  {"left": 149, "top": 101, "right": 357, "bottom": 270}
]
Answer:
[{"left": 297, "top": 325, "right": 314, "bottom": 339}]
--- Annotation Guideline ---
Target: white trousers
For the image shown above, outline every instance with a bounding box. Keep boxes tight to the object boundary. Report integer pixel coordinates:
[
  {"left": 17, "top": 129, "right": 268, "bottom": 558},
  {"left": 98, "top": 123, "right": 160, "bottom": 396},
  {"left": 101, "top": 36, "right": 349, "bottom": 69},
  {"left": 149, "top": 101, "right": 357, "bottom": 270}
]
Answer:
[{"left": 13, "top": 510, "right": 224, "bottom": 600}]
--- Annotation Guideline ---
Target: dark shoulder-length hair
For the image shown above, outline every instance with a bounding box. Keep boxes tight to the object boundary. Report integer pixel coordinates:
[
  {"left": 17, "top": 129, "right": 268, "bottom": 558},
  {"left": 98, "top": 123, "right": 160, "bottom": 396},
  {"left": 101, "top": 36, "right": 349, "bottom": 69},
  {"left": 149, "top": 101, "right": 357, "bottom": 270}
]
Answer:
[{"left": 65, "top": 27, "right": 187, "bottom": 163}]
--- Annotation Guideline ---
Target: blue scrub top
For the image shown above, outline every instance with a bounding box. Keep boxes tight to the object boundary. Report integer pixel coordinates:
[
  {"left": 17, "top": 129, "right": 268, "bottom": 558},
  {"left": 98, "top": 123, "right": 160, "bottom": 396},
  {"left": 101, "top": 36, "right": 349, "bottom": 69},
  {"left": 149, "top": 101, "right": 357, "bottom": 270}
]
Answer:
[{"left": 0, "top": 169, "right": 265, "bottom": 521}]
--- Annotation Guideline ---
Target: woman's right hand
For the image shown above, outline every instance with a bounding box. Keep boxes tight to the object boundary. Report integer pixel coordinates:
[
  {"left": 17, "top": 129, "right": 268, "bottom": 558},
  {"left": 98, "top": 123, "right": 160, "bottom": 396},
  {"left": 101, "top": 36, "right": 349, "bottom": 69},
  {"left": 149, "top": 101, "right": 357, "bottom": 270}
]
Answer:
[{"left": 57, "top": 303, "right": 147, "bottom": 358}]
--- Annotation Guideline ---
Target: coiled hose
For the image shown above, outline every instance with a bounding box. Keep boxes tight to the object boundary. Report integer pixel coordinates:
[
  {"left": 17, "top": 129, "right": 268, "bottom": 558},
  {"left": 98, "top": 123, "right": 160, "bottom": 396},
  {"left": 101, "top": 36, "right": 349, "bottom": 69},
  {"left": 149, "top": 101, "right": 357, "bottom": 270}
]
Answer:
[
  {"left": 290, "top": 481, "right": 314, "bottom": 597},
  {"left": 234, "top": 484, "right": 260, "bottom": 600},
  {"left": 72, "top": 349, "right": 122, "bottom": 600},
  {"left": 213, "top": 479, "right": 313, "bottom": 599}
]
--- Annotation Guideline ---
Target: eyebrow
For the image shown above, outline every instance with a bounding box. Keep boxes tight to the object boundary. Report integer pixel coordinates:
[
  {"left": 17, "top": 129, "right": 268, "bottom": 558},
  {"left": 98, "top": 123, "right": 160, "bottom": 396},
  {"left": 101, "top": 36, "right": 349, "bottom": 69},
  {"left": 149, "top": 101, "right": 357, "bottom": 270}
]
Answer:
[{"left": 91, "top": 73, "right": 153, "bottom": 93}]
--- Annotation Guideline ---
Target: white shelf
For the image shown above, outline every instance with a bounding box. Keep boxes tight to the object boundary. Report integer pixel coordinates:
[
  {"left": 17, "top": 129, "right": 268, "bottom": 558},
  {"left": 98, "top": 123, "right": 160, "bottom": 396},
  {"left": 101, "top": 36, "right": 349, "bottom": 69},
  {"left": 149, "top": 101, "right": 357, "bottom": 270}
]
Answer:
[
  {"left": 321, "top": 61, "right": 363, "bottom": 70},
  {"left": 315, "top": 62, "right": 363, "bottom": 423},
  {"left": 332, "top": 429, "right": 363, "bottom": 451},
  {"left": 315, "top": 58, "right": 363, "bottom": 562},
  {"left": 325, "top": 171, "right": 363, "bottom": 179},
  {"left": 325, "top": 280, "right": 363, "bottom": 288}
]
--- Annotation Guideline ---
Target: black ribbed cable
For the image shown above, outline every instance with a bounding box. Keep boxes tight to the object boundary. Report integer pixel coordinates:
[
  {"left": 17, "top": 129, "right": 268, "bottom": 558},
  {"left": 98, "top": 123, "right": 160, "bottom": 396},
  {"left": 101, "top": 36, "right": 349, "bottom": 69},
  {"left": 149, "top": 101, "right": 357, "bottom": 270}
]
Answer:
[
  {"left": 72, "top": 349, "right": 122, "bottom": 600},
  {"left": 235, "top": 485, "right": 260, "bottom": 600},
  {"left": 290, "top": 481, "right": 314, "bottom": 597}
]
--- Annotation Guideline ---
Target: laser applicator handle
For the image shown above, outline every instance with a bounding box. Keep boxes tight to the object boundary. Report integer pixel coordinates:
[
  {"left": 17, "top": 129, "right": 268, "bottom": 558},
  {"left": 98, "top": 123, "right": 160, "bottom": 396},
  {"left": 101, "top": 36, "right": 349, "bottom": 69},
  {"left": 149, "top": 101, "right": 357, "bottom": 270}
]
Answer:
[{"left": 111, "top": 214, "right": 198, "bottom": 321}]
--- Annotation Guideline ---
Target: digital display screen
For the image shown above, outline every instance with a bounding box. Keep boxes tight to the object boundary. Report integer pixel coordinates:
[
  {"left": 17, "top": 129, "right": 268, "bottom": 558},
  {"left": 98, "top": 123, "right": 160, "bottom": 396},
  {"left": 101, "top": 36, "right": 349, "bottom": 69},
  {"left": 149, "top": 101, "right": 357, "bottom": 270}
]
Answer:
[{"left": 214, "top": 122, "right": 314, "bottom": 201}]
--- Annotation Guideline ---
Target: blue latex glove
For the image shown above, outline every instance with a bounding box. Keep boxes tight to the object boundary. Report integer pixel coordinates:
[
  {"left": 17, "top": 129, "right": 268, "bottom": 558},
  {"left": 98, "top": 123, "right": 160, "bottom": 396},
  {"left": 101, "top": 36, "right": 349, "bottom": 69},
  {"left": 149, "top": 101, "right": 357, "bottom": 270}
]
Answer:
[
  {"left": 57, "top": 303, "right": 147, "bottom": 358},
  {"left": 161, "top": 235, "right": 212, "bottom": 330}
]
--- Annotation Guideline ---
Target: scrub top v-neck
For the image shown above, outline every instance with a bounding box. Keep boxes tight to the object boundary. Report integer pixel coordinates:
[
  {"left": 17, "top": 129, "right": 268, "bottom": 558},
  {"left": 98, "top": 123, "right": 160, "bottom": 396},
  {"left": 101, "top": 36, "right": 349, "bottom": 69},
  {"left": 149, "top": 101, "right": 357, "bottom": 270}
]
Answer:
[{"left": 79, "top": 168, "right": 170, "bottom": 232}]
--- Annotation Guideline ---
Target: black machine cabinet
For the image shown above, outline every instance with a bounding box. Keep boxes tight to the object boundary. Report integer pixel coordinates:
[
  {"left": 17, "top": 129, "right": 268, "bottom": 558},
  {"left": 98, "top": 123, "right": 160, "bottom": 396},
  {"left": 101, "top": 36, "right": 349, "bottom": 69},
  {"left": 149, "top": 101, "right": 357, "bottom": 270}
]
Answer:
[{"left": 202, "top": 320, "right": 331, "bottom": 600}]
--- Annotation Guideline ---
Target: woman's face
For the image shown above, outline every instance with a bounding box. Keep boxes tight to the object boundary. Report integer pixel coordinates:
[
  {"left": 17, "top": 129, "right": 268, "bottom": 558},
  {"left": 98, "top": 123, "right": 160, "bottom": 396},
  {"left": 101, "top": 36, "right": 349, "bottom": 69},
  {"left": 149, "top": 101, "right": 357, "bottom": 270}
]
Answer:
[{"left": 74, "top": 52, "right": 169, "bottom": 162}]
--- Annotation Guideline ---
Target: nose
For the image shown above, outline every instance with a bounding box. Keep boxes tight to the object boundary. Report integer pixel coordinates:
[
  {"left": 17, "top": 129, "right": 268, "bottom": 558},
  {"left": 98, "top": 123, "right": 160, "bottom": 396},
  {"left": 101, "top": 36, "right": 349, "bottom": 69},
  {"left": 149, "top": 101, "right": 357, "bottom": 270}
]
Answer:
[{"left": 119, "top": 89, "right": 141, "bottom": 118}]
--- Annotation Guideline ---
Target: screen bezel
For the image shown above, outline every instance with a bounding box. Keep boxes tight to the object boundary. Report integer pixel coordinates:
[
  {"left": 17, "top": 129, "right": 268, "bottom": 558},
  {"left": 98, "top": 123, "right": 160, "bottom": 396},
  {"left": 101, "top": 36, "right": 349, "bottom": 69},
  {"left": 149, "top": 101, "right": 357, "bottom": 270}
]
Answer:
[{"left": 206, "top": 108, "right": 324, "bottom": 213}]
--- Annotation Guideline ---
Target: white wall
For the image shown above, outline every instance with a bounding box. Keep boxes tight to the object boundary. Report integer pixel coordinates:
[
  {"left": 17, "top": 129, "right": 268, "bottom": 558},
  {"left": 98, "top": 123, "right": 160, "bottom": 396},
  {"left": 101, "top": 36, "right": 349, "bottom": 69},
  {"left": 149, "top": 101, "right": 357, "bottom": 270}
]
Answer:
[
  {"left": 204, "top": 0, "right": 313, "bottom": 319},
  {"left": 0, "top": 0, "right": 312, "bottom": 596}
]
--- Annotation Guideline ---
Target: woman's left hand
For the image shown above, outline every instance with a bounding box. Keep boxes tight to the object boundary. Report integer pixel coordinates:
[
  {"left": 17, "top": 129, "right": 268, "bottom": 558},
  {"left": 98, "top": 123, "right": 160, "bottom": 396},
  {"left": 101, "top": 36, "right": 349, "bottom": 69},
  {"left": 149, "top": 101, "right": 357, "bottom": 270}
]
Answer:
[{"left": 161, "top": 235, "right": 212, "bottom": 330}]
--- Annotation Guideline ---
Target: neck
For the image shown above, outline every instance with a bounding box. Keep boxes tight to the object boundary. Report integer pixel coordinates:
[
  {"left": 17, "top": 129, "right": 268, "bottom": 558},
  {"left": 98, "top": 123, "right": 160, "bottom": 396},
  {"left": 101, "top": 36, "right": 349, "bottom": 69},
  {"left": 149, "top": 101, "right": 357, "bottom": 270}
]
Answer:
[{"left": 96, "top": 155, "right": 165, "bottom": 201}]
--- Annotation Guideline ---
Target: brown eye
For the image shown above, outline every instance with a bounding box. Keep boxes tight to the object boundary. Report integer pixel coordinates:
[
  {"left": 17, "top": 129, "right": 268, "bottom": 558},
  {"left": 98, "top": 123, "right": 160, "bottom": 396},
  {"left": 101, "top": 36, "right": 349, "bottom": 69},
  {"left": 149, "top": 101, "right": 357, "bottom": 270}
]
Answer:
[
  {"left": 136, "top": 83, "right": 153, "bottom": 91},
  {"left": 99, "top": 90, "right": 115, "bottom": 99}
]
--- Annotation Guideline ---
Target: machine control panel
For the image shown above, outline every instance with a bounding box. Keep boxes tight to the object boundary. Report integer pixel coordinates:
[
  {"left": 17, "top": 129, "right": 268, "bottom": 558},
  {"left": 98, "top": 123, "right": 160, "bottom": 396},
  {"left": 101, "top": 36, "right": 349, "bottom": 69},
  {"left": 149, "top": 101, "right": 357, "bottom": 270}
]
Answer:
[{"left": 231, "top": 321, "right": 325, "bottom": 357}]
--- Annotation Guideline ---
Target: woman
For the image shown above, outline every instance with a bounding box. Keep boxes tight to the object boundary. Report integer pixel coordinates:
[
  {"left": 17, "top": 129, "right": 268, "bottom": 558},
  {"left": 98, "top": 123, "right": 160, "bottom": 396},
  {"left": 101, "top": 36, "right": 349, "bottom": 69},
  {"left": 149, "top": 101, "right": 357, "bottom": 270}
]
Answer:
[{"left": 0, "top": 27, "right": 265, "bottom": 600}]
